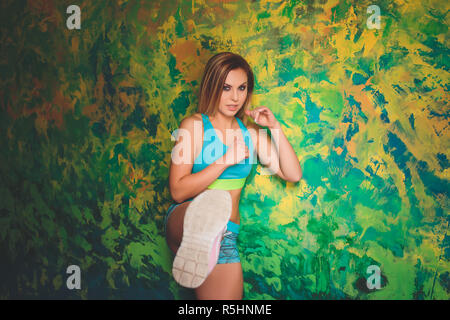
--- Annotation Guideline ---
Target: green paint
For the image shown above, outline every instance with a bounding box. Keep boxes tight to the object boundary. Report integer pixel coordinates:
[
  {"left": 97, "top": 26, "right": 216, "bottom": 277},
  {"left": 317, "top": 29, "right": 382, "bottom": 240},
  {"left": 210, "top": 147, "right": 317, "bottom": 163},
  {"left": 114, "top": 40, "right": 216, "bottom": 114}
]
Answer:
[{"left": 0, "top": 0, "right": 448, "bottom": 300}]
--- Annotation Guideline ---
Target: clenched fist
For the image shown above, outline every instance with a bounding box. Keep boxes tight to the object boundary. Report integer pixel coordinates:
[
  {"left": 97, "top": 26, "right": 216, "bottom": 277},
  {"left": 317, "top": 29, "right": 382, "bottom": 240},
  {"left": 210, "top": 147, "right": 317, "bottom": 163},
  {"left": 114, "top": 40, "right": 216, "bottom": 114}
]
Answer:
[{"left": 223, "top": 135, "right": 249, "bottom": 166}]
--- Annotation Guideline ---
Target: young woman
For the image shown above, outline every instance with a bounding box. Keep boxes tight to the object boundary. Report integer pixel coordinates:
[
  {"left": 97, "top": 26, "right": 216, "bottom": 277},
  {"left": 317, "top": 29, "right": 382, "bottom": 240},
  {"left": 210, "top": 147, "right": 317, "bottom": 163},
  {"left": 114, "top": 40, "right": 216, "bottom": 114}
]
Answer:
[{"left": 165, "top": 52, "right": 302, "bottom": 300}]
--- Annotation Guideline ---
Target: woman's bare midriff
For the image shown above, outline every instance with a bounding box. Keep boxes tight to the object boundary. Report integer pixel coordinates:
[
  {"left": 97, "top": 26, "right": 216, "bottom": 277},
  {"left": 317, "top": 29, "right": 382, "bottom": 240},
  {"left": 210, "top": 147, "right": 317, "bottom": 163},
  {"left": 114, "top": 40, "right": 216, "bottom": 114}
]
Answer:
[{"left": 227, "top": 188, "right": 242, "bottom": 224}]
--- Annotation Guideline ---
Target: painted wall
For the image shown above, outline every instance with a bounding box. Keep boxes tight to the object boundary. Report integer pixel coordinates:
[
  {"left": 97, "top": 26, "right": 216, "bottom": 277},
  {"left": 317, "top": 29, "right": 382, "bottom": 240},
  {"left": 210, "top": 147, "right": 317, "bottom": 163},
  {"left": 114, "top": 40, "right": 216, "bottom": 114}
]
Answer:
[{"left": 0, "top": 0, "right": 448, "bottom": 299}]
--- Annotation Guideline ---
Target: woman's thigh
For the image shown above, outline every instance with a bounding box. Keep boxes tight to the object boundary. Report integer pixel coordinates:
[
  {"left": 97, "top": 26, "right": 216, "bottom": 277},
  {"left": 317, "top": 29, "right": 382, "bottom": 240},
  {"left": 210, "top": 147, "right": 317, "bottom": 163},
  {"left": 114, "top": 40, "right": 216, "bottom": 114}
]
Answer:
[
  {"left": 165, "top": 201, "right": 192, "bottom": 254},
  {"left": 195, "top": 262, "right": 243, "bottom": 300}
]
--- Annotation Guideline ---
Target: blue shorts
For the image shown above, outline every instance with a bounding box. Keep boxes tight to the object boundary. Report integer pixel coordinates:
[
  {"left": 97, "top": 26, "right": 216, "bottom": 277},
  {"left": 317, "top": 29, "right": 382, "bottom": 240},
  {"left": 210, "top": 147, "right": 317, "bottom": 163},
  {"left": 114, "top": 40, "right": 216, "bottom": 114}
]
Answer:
[{"left": 165, "top": 200, "right": 240, "bottom": 264}]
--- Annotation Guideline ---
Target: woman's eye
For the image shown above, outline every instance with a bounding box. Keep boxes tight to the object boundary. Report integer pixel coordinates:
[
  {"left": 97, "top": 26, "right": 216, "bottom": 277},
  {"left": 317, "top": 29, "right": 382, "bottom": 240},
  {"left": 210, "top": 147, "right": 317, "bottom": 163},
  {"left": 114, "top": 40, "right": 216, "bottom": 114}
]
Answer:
[{"left": 223, "top": 86, "right": 246, "bottom": 91}]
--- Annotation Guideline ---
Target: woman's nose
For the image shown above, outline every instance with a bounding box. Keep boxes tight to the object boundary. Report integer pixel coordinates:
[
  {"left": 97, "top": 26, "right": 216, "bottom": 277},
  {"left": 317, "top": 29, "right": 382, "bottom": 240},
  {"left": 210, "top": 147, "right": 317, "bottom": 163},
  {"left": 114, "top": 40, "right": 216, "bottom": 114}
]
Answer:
[{"left": 232, "top": 89, "right": 239, "bottom": 101}]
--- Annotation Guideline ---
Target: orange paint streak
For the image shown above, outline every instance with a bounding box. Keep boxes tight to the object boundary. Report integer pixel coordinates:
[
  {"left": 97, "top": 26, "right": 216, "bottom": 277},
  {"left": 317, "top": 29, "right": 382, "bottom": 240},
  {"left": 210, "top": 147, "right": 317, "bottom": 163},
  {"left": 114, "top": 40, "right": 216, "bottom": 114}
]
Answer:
[
  {"left": 82, "top": 104, "right": 100, "bottom": 124},
  {"left": 334, "top": 146, "right": 344, "bottom": 155},
  {"left": 347, "top": 139, "right": 357, "bottom": 157},
  {"left": 169, "top": 39, "right": 206, "bottom": 83},
  {"left": 51, "top": 90, "right": 74, "bottom": 129},
  {"left": 27, "top": 0, "right": 58, "bottom": 30}
]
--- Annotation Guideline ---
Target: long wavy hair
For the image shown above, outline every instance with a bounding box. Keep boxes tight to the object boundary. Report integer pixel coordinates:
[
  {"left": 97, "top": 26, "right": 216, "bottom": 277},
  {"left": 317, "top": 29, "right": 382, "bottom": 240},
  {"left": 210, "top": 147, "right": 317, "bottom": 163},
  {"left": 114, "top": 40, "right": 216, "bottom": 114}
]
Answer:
[{"left": 197, "top": 52, "right": 254, "bottom": 124}]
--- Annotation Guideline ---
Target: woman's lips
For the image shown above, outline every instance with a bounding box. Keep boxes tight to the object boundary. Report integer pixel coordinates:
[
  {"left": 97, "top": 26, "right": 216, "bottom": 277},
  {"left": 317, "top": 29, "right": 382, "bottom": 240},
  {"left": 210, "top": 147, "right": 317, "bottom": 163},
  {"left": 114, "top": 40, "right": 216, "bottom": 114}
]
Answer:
[{"left": 227, "top": 105, "right": 238, "bottom": 111}]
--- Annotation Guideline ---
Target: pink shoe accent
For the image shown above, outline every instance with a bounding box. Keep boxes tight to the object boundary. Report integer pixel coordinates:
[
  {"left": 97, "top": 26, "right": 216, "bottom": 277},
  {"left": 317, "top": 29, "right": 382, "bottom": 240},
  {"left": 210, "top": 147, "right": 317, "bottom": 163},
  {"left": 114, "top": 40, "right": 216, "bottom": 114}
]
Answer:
[{"left": 207, "top": 225, "right": 227, "bottom": 275}]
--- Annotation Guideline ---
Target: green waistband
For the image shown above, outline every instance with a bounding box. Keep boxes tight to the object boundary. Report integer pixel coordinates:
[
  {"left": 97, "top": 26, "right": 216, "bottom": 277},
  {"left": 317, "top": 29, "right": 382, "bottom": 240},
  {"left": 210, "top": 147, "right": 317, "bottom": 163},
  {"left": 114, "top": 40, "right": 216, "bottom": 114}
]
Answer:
[{"left": 207, "top": 178, "right": 247, "bottom": 190}]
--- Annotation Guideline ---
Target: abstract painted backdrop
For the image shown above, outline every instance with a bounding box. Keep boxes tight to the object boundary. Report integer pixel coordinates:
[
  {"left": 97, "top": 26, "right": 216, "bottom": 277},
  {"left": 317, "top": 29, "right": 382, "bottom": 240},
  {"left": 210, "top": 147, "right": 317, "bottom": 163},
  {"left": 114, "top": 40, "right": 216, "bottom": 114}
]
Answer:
[{"left": 0, "top": 0, "right": 448, "bottom": 299}]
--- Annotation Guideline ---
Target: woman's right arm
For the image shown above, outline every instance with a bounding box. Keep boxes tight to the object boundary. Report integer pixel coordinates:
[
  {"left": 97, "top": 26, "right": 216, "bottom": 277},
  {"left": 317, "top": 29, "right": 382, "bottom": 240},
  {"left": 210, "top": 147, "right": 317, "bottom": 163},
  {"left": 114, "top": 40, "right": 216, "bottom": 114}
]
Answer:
[{"left": 169, "top": 116, "right": 248, "bottom": 203}]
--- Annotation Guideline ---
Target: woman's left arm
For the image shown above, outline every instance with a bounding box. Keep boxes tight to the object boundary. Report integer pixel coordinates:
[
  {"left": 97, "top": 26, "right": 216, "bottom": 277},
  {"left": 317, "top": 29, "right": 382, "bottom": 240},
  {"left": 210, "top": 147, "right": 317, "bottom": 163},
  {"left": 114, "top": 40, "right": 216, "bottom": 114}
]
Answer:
[{"left": 245, "top": 107, "right": 302, "bottom": 182}]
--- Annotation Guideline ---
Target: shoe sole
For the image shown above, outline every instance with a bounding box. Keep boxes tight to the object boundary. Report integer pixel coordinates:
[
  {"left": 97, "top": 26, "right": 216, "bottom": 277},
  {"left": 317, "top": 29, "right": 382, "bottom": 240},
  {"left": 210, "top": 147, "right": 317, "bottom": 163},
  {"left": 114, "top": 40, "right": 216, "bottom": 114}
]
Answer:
[{"left": 172, "top": 189, "right": 232, "bottom": 288}]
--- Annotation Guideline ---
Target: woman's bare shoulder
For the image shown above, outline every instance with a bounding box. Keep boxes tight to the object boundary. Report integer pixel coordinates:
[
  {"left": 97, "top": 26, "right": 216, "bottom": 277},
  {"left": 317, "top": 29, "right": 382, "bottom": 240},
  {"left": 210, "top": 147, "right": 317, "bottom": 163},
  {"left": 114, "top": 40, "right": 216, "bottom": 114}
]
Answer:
[
  {"left": 179, "top": 113, "right": 203, "bottom": 127},
  {"left": 191, "top": 113, "right": 202, "bottom": 121}
]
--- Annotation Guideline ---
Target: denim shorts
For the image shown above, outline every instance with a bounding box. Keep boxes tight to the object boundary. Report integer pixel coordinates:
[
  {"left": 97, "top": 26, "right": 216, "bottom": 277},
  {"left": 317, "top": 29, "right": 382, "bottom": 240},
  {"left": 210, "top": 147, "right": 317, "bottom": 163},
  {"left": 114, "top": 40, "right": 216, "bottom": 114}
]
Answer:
[{"left": 165, "top": 201, "right": 240, "bottom": 264}]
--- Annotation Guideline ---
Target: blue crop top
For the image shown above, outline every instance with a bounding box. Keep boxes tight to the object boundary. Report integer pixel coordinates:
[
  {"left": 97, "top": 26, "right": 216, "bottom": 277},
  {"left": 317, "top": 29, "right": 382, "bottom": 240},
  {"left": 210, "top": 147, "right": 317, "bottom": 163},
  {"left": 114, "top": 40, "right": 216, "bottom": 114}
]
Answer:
[{"left": 192, "top": 113, "right": 256, "bottom": 190}]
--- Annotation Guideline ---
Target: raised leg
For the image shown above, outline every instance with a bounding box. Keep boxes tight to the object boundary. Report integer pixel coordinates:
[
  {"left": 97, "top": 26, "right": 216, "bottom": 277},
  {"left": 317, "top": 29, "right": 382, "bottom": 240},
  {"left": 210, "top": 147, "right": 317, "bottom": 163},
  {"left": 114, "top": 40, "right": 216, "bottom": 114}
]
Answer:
[
  {"left": 165, "top": 200, "right": 243, "bottom": 299},
  {"left": 195, "top": 262, "right": 243, "bottom": 300},
  {"left": 165, "top": 200, "right": 192, "bottom": 254}
]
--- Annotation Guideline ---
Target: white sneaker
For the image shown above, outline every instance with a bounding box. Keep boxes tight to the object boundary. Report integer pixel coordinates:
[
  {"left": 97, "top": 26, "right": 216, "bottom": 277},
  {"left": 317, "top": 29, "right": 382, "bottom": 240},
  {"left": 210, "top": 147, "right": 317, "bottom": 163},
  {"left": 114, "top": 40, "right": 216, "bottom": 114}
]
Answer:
[{"left": 172, "top": 189, "right": 232, "bottom": 288}]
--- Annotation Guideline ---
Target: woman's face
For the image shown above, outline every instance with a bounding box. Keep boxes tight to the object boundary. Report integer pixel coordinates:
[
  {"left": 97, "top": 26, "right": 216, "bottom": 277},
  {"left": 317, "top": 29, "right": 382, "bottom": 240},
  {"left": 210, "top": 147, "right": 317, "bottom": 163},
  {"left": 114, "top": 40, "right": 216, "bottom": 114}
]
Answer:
[{"left": 218, "top": 68, "right": 248, "bottom": 117}]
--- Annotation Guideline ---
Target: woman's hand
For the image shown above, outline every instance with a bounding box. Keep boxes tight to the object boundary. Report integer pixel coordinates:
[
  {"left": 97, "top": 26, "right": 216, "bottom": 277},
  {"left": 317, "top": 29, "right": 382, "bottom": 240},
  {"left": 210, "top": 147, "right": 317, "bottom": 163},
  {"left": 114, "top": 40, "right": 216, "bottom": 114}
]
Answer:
[
  {"left": 245, "top": 106, "right": 280, "bottom": 129},
  {"left": 223, "top": 135, "right": 249, "bottom": 166}
]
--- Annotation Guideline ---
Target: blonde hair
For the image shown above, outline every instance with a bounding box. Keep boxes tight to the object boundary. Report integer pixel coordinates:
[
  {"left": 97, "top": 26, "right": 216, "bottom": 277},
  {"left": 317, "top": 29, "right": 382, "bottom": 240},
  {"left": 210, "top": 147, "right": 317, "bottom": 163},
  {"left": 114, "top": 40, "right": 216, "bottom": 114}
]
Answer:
[{"left": 197, "top": 52, "right": 254, "bottom": 124}]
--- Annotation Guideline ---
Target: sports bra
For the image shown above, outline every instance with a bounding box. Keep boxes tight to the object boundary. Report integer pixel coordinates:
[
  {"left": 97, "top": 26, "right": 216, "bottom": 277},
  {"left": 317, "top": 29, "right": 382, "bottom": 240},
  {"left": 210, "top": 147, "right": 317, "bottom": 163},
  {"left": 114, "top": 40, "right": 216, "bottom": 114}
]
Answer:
[{"left": 192, "top": 113, "right": 256, "bottom": 190}]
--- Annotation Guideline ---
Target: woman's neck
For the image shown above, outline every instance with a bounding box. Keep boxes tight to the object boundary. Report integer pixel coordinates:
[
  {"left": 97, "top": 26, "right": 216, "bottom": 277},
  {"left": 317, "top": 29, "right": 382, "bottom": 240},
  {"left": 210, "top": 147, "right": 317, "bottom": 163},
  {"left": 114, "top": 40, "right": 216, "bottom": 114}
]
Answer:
[{"left": 209, "top": 112, "right": 236, "bottom": 130}]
